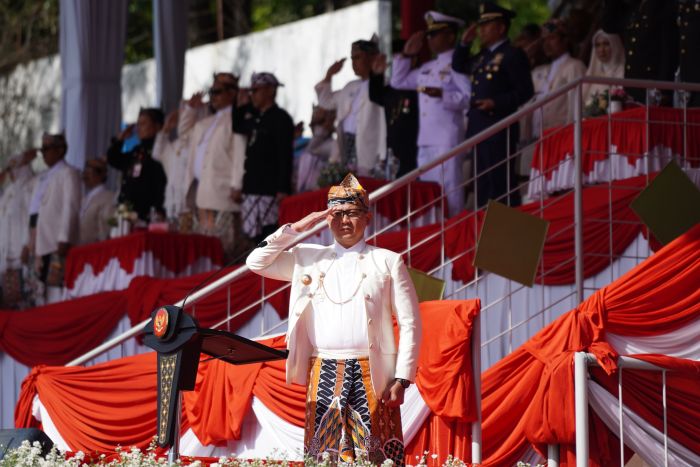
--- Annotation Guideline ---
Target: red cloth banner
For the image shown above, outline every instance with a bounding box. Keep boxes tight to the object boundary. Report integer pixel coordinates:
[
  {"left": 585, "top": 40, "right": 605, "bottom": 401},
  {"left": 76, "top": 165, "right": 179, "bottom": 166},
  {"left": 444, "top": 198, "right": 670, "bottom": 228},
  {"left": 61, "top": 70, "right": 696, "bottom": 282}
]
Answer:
[
  {"left": 64, "top": 231, "right": 224, "bottom": 289},
  {"left": 532, "top": 107, "right": 700, "bottom": 179},
  {"left": 0, "top": 291, "right": 127, "bottom": 367}
]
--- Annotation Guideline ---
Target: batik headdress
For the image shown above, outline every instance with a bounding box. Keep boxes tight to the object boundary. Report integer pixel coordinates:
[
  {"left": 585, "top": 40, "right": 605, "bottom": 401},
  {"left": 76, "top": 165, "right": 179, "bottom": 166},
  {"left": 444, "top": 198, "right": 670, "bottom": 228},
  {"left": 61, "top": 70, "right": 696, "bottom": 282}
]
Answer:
[{"left": 327, "top": 174, "right": 369, "bottom": 209}]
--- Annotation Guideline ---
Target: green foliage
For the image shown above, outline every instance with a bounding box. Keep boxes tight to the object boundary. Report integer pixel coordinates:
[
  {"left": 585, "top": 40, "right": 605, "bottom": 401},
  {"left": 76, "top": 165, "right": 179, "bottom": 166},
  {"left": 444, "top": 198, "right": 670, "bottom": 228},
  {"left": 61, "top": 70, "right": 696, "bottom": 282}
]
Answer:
[
  {"left": 124, "top": 0, "right": 154, "bottom": 64},
  {"left": 434, "top": 0, "right": 551, "bottom": 39}
]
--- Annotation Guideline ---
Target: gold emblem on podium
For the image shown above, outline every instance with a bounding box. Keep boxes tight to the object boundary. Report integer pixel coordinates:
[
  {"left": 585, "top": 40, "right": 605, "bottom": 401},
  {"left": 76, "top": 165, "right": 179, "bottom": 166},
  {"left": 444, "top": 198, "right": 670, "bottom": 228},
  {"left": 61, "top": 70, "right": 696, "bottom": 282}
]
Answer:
[{"left": 154, "top": 308, "right": 169, "bottom": 339}]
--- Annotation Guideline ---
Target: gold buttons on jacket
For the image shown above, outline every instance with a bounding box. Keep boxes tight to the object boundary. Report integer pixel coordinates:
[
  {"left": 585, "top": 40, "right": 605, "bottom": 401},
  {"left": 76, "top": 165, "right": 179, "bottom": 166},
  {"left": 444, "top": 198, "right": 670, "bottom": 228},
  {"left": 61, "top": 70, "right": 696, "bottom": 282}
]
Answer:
[
  {"left": 369, "top": 343, "right": 375, "bottom": 349},
  {"left": 301, "top": 274, "right": 312, "bottom": 285},
  {"left": 368, "top": 318, "right": 373, "bottom": 325},
  {"left": 364, "top": 294, "right": 371, "bottom": 300}
]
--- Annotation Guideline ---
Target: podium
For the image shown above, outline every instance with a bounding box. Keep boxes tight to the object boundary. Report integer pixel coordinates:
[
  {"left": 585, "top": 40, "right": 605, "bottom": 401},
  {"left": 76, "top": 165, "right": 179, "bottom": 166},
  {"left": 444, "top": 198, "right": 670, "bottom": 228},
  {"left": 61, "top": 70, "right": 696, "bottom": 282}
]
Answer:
[{"left": 143, "top": 305, "right": 287, "bottom": 462}]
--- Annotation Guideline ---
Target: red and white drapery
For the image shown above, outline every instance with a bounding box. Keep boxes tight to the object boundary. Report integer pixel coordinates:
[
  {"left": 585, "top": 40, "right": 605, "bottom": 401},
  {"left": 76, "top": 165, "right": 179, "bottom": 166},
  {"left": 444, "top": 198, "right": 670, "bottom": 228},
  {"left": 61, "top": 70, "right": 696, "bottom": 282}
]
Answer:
[
  {"left": 63, "top": 231, "right": 224, "bottom": 298},
  {"left": 527, "top": 107, "right": 700, "bottom": 199},
  {"left": 14, "top": 224, "right": 700, "bottom": 465},
  {"left": 17, "top": 300, "right": 481, "bottom": 461},
  {"left": 1, "top": 175, "right": 659, "bottom": 369}
]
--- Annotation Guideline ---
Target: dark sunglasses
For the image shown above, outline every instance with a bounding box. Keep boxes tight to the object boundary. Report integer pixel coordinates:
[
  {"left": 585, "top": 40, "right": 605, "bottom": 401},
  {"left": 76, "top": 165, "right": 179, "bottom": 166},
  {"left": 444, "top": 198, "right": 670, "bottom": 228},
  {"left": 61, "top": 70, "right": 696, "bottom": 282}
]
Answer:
[
  {"left": 209, "top": 86, "right": 237, "bottom": 96},
  {"left": 40, "top": 144, "right": 63, "bottom": 152},
  {"left": 329, "top": 209, "right": 367, "bottom": 220}
]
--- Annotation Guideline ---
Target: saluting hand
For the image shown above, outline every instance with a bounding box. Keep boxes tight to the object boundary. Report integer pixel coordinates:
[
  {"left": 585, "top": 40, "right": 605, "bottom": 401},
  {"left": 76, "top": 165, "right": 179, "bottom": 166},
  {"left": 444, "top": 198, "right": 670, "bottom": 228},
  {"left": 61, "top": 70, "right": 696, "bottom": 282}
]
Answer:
[
  {"left": 187, "top": 91, "right": 205, "bottom": 108},
  {"left": 118, "top": 124, "right": 135, "bottom": 141},
  {"left": 324, "top": 59, "right": 346, "bottom": 81},
  {"left": 403, "top": 31, "right": 425, "bottom": 57},
  {"left": 291, "top": 207, "right": 333, "bottom": 233},
  {"left": 371, "top": 53, "right": 388, "bottom": 75},
  {"left": 461, "top": 23, "right": 478, "bottom": 45}
]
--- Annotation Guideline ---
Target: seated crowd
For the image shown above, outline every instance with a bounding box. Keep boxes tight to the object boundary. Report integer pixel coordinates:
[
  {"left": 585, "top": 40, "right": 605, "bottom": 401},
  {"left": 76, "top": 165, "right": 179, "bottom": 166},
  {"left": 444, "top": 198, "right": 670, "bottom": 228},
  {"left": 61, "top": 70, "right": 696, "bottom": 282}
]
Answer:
[{"left": 0, "top": 0, "right": 691, "bottom": 309}]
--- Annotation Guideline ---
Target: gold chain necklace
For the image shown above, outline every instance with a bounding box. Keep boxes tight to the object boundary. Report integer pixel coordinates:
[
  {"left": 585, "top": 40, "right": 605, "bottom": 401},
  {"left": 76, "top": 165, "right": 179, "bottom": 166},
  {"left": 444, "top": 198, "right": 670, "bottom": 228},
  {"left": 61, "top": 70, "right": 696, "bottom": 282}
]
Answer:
[{"left": 319, "top": 249, "right": 367, "bottom": 305}]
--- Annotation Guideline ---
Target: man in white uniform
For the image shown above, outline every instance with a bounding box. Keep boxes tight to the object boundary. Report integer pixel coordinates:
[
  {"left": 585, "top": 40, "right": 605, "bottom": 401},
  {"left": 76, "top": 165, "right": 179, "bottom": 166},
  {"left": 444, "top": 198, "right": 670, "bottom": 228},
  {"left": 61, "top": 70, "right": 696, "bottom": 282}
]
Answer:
[
  {"left": 246, "top": 174, "right": 421, "bottom": 465},
  {"left": 391, "top": 11, "right": 471, "bottom": 216}
]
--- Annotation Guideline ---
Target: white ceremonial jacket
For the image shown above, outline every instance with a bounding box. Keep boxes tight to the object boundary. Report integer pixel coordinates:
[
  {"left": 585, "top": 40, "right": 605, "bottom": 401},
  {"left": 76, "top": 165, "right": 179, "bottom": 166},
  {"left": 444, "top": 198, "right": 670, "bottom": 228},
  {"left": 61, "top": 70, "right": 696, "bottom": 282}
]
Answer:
[
  {"left": 79, "top": 186, "right": 115, "bottom": 245},
  {"left": 529, "top": 54, "right": 587, "bottom": 134},
  {"left": 34, "top": 162, "right": 81, "bottom": 257},
  {"left": 0, "top": 166, "right": 35, "bottom": 271},
  {"left": 391, "top": 49, "right": 471, "bottom": 148},
  {"left": 246, "top": 225, "right": 421, "bottom": 396},
  {"left": 315, "top": 79, "right": 387, "bottom": 176},
  {"left": 153, "top": 131, "right": 190, "bottom": 218},
  {"left": 182, "top": 105, "right": 247, "bottom": 212}
]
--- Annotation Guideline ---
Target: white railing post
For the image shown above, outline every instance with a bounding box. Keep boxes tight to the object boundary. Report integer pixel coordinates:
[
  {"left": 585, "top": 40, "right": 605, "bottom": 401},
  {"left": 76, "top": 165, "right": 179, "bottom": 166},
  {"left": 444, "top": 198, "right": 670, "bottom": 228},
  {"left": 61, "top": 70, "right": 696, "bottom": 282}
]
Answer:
[
  {"left": 471, "top": 313, "right": 482, "bottom": 465},
  {"left": 574, "top": 352, "right": 589, "bottom": 467},
  {"left": 547, "top": 444, "right": 559, "bottom": 467},
  {"left": 573, "top": 83, "right": 584, "bottom": 304}
]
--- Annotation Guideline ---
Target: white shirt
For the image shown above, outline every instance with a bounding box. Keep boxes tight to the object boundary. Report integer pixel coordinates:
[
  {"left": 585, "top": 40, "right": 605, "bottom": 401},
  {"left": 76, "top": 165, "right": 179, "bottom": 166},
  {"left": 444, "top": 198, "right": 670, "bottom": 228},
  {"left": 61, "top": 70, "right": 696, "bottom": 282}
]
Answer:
[
  {"left": 29, "top": 160, "right": 65, "bottom": 215},
  {"left": 304, "top": 239, "right": 370, "bottom": 358},
  {"left": 546, "top": 52, "right": 570, "bottom": 90},
  {"left": 341, "top": 80, "right": 368, "bottom": 135},
  {"left": 193, "top": 106, "right": 230, "bottom": 180},
  {"left": 80, "top": 184, "right": 106, "bottom": 218}
]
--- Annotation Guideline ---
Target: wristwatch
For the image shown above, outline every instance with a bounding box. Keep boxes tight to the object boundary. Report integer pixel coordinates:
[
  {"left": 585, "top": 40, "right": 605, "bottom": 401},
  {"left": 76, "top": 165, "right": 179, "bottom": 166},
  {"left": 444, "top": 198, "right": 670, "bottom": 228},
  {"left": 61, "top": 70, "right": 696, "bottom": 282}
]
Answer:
[{"left": 395, "top": 378, "right": 411, "bottom": 389}]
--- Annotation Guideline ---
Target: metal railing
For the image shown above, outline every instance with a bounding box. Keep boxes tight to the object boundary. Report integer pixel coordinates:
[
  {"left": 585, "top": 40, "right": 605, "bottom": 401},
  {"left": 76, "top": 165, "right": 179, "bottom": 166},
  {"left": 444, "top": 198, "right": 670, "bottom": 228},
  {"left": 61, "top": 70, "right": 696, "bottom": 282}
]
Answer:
[
  {"left": 68, "top": 77, "right": 700, "bottom": 370},
  {"left": 573, "top": 352, "right": 674, "bottom": 467}
]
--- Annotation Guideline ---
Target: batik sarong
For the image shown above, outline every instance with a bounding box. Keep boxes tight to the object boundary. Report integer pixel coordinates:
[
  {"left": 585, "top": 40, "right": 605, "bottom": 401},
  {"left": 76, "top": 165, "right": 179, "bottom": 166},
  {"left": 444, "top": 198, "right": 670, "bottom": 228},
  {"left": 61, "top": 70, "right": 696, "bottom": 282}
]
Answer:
[
  {"left": 304, "top": 357, "right": 405, "bottom": 465},
  {"left": 241, "top": 194, "right": 278, "bottom": 239}
]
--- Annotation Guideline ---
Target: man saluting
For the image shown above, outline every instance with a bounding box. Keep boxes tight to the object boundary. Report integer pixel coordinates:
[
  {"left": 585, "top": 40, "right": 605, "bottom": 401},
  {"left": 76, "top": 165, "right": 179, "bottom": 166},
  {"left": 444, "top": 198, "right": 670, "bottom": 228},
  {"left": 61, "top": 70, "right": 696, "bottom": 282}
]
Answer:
[{"left": 246, "top": 174, "right": 421, "bottom": 465}]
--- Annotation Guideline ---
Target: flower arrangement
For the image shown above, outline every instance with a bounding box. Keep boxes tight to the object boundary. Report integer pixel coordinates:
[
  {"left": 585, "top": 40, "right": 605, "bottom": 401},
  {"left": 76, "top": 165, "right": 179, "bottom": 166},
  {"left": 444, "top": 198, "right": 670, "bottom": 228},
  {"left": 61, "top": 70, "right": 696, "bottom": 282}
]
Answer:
[
  {"left": 108, "top": 203, "right": 138, "bottom": 237},
  {"left": 0, "top": 441, "right": 544, "bottom": 467},
  {"left": 584, "top": 87, "right": 629, "bottom": 117},
  {"left": 609, "top": 87, "right": 627, "bottom": 102},
  {"left": 0, "top": 442, "right": 491, "bottom": 467}
]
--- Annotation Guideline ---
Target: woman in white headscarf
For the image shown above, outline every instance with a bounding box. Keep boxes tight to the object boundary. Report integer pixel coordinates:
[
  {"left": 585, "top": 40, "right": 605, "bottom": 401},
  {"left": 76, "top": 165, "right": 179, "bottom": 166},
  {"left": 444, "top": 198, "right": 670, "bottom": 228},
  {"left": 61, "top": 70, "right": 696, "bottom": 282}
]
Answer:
[{"left": 582, "top": 30, "right": 625, "bottom": 106}]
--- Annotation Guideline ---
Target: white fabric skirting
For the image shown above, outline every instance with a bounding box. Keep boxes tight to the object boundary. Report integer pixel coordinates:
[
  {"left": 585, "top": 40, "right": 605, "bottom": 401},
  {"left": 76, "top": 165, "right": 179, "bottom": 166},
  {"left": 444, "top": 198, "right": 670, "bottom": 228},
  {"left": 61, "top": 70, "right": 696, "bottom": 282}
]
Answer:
[
  {"left": 32, "top": 384, "right": 431, "bottom": 460},
  {"left": 177, "top": 385, "right": 431, "bottom": 460},
  {"left": 526, "top": 146, "right": 700, "bottom": 201},
  {"left": 64, "top": 254, "right": 218, "bottom": 299},
  {"left": 589, "top": 381, "right": 700, "bottom": 467}
]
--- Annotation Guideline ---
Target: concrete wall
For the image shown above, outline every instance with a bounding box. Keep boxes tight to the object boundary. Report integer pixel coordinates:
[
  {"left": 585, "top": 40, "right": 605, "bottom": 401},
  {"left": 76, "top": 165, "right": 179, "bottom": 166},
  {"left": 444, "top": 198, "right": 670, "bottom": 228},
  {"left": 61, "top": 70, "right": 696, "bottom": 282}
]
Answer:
[{"left": 122, "top": 0, "right": 392, "bottom": 128}]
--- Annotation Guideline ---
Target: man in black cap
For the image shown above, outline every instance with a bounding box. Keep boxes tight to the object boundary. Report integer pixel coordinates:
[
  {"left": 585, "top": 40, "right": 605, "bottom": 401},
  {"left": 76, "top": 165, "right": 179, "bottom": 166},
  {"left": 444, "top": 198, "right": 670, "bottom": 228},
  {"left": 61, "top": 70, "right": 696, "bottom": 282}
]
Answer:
[
  {"left": 107, "top": 107, "right": 167, "bottom": 221},
  {"left": 452, "top": 1, "right": 534, "bottom": 207},
  {"left": 232, "top": 72, "right": 294, "bottom": 243}
]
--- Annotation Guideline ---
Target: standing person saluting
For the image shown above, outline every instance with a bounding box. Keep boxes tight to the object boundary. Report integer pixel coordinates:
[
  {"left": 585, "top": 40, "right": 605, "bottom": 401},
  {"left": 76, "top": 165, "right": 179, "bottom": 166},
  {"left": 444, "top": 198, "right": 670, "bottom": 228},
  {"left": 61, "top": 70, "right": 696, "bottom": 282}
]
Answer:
[
  {"left": 452, "top": 2, "right": 534, "bottom": 207},
  {"left": 391, "top": 11, "right": 471, "bottom": 216},
  {"left": 246, "top": 174, "right": 421, "bottom": 465}
]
